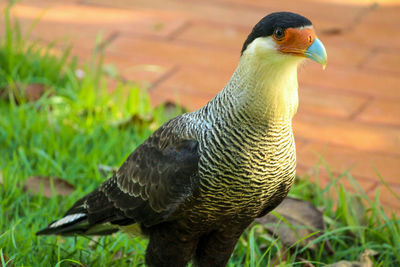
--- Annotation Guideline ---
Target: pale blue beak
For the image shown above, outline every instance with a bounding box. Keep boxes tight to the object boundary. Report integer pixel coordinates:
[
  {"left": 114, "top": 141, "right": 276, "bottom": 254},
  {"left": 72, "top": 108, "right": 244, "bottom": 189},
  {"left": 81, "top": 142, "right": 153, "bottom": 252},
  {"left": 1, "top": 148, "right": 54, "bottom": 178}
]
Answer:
[{"left": 305, "top": 38, "right": 327, "bottom": 68}]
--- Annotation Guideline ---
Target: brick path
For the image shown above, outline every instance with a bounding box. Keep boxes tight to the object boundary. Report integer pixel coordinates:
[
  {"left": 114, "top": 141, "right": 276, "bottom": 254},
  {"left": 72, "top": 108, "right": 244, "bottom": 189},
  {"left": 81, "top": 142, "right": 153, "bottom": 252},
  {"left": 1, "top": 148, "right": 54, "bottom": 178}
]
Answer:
[{"left": 2, "top": 0, "right": 399, "bottom": 211}]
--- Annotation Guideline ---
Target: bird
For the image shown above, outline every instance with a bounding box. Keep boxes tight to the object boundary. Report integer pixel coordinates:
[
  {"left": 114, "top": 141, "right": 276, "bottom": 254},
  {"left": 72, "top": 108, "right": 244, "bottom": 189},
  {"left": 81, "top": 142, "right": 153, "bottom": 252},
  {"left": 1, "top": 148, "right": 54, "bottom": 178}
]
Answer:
[{"left": 37, "top": 11, "right": 327, "bottom": 267}]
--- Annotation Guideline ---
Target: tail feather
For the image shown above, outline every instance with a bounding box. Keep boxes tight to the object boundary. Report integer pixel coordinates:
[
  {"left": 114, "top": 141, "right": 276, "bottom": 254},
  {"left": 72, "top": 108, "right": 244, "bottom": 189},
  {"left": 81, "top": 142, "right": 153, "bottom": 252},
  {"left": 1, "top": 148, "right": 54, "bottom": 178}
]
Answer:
[
  {"left": 36, "top": 193, "right": 120, "bottom": 236},
  {"left": 36, "top": 213, "right": 87, "bottom": 235},
  {"left": 36, "top": 212, "right": 119, "bottom": 236},
  {"left": 37, "top": 178, "right": 136, "bottom": 236}
]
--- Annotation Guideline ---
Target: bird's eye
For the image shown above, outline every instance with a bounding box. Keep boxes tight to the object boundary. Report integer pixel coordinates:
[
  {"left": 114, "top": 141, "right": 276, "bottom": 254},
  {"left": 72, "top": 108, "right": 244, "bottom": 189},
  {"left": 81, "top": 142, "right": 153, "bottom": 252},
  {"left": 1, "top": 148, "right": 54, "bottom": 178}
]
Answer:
[{"left": 273, "top": 28, "right": 285, "bottom": 40}]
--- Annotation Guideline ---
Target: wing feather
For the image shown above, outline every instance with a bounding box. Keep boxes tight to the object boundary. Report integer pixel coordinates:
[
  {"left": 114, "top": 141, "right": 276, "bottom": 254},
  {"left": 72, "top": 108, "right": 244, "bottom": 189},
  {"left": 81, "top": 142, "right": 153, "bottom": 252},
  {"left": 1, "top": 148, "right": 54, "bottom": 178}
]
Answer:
[
  {"left": 37, "top": 116, "right": 201, "bottom": 236},
  {"left": 84, "top": 116, "right": 200, "bottom": 227}
]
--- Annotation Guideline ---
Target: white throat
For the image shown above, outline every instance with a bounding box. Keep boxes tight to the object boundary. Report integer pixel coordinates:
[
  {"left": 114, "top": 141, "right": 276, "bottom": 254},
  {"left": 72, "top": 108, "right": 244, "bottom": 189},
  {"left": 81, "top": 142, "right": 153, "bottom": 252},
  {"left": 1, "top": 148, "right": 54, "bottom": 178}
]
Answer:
[{"left": 225, "top": 37, "right": 304, "bottom": 122}]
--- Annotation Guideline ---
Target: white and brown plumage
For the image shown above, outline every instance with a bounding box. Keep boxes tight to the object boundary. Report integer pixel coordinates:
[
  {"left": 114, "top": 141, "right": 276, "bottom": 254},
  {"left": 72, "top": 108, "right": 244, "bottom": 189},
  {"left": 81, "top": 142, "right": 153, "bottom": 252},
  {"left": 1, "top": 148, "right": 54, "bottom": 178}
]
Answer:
[{"left": 37, "top": 12, "right": 327, "bottom": 267}]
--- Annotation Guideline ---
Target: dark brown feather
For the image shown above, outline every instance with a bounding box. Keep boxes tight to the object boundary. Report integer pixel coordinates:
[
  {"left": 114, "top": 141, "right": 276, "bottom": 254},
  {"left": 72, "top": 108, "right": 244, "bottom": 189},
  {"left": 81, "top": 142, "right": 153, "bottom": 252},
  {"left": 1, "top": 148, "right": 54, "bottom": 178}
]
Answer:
[
  {"left": 110, "top": 117, "right": 200, "bottom": 226},
  {"left": 38, "top": 116, "right": 200, "bottom": 234}
]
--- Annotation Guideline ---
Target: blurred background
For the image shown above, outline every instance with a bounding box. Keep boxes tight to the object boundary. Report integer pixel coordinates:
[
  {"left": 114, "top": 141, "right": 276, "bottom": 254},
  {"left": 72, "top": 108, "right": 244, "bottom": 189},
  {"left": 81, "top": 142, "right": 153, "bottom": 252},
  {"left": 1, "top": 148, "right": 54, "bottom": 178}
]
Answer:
[{"left": 1, "top": 0, "right": 399, "bottom": 210}]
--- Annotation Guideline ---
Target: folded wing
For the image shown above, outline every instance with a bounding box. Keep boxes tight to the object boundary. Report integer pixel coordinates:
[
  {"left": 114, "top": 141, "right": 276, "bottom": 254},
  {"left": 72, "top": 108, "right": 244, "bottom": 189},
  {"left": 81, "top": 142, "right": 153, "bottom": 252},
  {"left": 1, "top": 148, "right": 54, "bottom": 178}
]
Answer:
[{"left": 37, "top": 116, "right": 200, "bottom": 236}]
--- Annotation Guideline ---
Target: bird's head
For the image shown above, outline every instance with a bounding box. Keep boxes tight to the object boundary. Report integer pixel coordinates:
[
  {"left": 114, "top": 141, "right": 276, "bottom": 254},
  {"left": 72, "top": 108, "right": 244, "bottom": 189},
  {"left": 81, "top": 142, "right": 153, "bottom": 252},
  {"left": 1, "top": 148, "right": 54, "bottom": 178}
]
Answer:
[
  {"left": 241, "top": 12, "right": 327, "bottom": 69},
  {"left": 227, "top": 12, "right": 327, "bottom": 120}
]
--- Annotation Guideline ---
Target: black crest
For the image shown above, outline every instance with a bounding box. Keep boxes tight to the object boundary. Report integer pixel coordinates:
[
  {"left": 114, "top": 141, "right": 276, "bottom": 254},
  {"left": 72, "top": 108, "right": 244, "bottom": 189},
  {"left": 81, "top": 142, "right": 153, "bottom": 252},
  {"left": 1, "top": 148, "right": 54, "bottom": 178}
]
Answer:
[{"left": 241, "top": 12, "right": 312, "bottom": 54}]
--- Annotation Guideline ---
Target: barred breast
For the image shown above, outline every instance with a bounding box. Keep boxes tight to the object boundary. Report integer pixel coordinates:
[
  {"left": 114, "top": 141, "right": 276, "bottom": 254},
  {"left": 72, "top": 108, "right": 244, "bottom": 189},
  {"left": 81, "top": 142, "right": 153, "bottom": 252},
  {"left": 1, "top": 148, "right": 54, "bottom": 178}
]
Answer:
[{"left": 188, "top": 111, "right": 296, "bottom": 224}]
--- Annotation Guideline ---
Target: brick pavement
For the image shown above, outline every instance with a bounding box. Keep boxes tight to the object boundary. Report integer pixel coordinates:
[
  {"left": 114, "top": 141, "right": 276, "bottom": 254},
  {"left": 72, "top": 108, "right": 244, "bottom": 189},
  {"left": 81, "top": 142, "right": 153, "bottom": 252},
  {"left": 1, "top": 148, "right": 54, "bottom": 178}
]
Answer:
[{"left": 2, "top": 0, "right": 399, "bottom": 211}]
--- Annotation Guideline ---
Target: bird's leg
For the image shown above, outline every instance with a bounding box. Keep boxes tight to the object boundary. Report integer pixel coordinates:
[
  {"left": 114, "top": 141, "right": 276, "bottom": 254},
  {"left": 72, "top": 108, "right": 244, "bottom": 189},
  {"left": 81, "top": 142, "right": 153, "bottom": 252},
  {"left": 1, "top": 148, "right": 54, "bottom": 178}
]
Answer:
[
  {"left": 193, "top": 222, "right": 251, "bottom": 267},
  {"left": 145, "top": 223, "right": 198, "bottom": 267}
]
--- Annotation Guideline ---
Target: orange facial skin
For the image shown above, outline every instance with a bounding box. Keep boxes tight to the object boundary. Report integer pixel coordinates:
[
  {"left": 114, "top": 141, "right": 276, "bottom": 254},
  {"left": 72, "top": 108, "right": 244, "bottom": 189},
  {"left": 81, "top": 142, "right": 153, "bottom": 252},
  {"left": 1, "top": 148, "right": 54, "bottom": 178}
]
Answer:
[{"left": 274, "top": 28, "right": 316, "bottom": 56}]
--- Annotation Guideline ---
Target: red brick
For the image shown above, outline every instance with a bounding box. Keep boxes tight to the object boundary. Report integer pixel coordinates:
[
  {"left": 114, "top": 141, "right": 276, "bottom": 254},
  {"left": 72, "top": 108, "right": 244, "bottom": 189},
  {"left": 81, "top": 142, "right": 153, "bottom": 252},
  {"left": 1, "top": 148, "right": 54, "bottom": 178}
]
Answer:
[
  {"left": 298, "top": 86, "right": 368, "bottom": 118},
  {"left": 150, "top": 84, "right": 213, "bottom": 110},
  {"left": 363, "top": 50, "right": 400, "bottom": 74},
  {"left": 294, "top": 139, "right": 307, "bottom": 152},
  {"left": 82, "top": 0, "right": 267, "bottom": 27},
  {"left": 360, "top": 5, "right": 400, "bottom": 30},
  {"left": 149, "top": 66, "right": 233, "bottom": 110},
  {"left": 49, "top": 40, "right": 175, "bottom": 87},
  {"left": 321, "top": 38, "right": 373, "bottom": 67},
  {"left": 210, "top": 0, "right": 363, "bottom": 29},
  {"left": 159, "top": 66, "right": 231, "bottom": 95},
  {"left": 175, "top": 22, "right": 248, "bottom": 51},
  {"left": 103, "top": 52, "right": 176, "bottom": 85},
  {"left": 317, "top": 4, "right": 400, "bottom": 51},
  {"left": 293, "top": 113, "right": 400, "bottom": 155},
  {"left": 296, "top": 142, "right": 400, "bottom": 185},
  {"left": 109, "top": 36, "right": 238, "bottom": 72},
  {"left": 0, "top": 0, "right": 80, "bottom": 10},
  {"left": 9, "top": 3, "right": 187, "bottom": 39},
  {"left": 333, "top": 21, "right": 400, "bottom": 52},
  {"left": 357, "top": 98, "right": 400, "bottom": 126},
  {"left": 81, "top": 0, "right": 365, "bottom": 35},
  {"left": 299, "top": 64, "right": 400, "bottom": 99},
  {"left": 0, "top": 6, "right": 107, "bottom": 48}
]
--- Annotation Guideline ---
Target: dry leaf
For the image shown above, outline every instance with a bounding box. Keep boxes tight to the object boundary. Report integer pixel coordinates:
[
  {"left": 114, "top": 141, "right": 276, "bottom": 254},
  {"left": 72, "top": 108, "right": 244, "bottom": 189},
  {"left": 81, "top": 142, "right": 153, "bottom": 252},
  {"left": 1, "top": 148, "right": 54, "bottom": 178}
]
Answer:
[
  {"left": 256, "top": 197, "right": 333, "bottom": 253},
  {"left": 323, "top": 249, "right": 378, "bottom": 267},
  {"left": 1, "top": 251, "right": 13, "bottom": 267},
  {"left": 24, "top": 84, "right": 46, "bottom": 102},
  {"left": 24, "top": 176, "right": 75, "bottom": 197},
  {"left": 298, "top": 258, "right": 316, "bottom": 267},
  {"left": 110, "top": 114, "right": 154, "bottom": 130},
  {"left": 161, "top": 101, "right": 187, "bottom": 119},
  {"left": 320, "top": 27, "right": 344, "bottom": 35},
  {"left": 0, "top": 83, "right": 46, "bottom": 103}
]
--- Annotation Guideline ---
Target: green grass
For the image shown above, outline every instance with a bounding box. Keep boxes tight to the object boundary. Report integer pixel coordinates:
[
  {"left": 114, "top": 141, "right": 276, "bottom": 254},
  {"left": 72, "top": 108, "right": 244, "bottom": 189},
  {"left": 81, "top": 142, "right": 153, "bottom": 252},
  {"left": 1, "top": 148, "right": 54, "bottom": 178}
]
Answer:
[
  {"left": 1, "top": 4, "right": 399, "bottom": 267},
  {"left": 0, "top": 4, "right": 74, "bottom": 102}
]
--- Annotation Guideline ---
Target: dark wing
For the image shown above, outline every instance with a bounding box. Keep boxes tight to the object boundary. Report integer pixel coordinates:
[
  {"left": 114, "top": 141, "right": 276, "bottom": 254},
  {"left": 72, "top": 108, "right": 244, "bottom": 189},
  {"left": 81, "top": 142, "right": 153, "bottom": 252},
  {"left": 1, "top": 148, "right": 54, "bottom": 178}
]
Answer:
[{"left": 37, "top": 116, "right": 200, "bottom": 235}]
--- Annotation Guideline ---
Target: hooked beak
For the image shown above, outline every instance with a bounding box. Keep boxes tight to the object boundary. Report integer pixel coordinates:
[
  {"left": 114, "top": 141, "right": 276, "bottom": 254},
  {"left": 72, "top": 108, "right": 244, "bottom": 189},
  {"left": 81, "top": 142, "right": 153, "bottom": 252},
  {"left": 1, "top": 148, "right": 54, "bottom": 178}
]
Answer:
[{"left": 305, "top": 38, "right": 327, "bottom": 69}]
